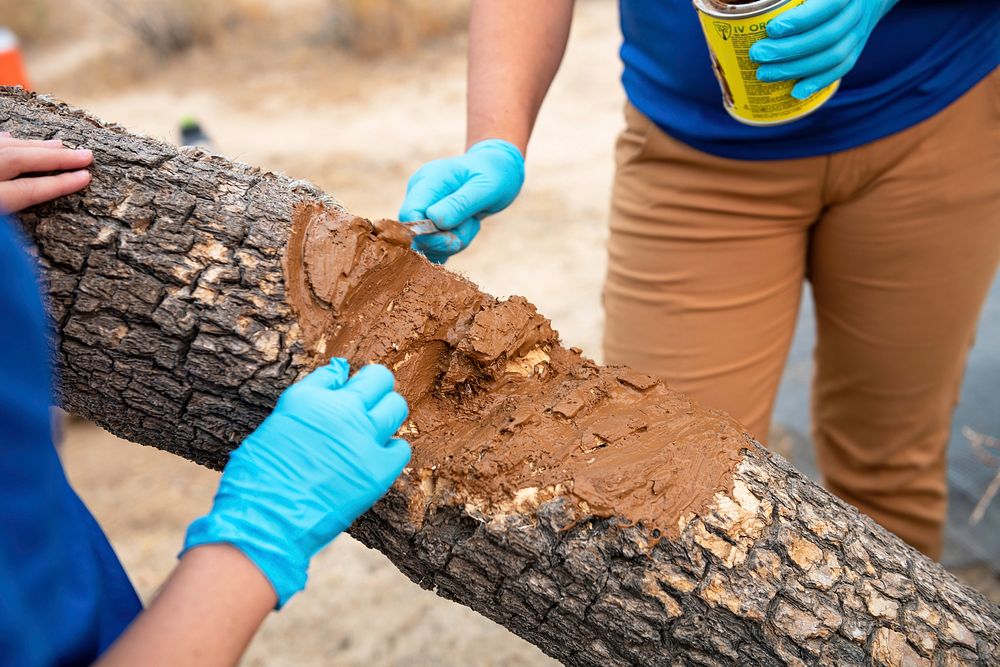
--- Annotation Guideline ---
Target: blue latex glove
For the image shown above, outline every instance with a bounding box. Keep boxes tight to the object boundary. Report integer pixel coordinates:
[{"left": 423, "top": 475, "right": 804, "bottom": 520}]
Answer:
[
  {"left": 399, "top": 138, "right": 525, "bottom": 264},
  {"left": 750, "top": 0, "right": 901, "bottom": 100},
  {"left": 183, "top": 359, "right": 411, "bottom": 607}
]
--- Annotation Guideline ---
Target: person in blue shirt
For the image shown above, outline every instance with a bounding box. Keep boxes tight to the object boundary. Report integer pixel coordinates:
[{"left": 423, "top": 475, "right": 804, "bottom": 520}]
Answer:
[
  {"left": 398, "top": 0, "right": 1000, "bottom": 559},
  {"left": 0, "top": 133, "right": 411, "bottom": 665}
]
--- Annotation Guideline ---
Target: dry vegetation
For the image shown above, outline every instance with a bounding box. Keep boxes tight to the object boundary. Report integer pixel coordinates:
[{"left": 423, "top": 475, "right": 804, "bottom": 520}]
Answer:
[
  {"left": 6, "top": 0, "right": 467, "bottom": 58},
  {"left": 0, "top": 0, "right": 80, "bottom": 45},
  {"left": 324, "top": 0, "right": 468, "bottom": 57},
  {"left": 964, "top": 426, "right": 1000, "bottom": 525},
  {"left": 11, "top": 0, "right": 470, "bottom": 99},
  {"left": 99, "top": 0, "right": 246, "bottom": 55}
]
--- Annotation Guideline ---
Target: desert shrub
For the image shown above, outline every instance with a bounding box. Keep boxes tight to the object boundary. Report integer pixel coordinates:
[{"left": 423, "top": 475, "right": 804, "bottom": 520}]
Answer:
[
  {"left": 101, "top": 0, "right": 241, "bottom": 56},
  {"left": 0, "top": 0, "right": 78, "bottom": 45},
  {"left": 325, "top": 0, "right": 468, "bottom": 58}
]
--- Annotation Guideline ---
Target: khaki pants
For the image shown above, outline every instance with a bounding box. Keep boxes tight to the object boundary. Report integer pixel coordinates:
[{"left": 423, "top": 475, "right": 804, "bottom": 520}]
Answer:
[{"left": 604, "top": 70, "right": 1000, "bottom": 559}]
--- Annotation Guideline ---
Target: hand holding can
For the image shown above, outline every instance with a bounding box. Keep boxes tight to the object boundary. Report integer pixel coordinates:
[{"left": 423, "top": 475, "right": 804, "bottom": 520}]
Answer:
[
  {"left": 692, "top": 0, "right": 842, "bottom": 125},
  {"left": 750, "top": 0, "right": 901, "bottom": 100}
]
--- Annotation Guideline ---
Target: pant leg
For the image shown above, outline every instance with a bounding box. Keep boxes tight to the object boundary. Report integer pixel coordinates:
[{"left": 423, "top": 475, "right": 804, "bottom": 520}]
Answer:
[
  {"left": 809, "top": 70, "right": 1000, "bottom": 559},
  {"left": 603, "top": 103, "right": 824, "bottom": 442}
]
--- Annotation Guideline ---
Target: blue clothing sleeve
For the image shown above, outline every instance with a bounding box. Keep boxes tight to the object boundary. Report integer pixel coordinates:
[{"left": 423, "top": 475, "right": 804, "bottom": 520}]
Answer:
[
  {"left": 620, "top": 0, "right": 1000, "bottom": 159},
  {"left": 0, "top": 216, "right": 141, "bottom": 667}
]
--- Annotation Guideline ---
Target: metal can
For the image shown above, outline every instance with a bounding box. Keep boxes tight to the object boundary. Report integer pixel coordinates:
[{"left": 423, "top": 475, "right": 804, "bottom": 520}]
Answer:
[{"left": 692, "top": 0, "right": 839, "bottom": 125}]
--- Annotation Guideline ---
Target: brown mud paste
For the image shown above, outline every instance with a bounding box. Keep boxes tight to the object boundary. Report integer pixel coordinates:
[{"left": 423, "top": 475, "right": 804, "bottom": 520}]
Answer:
[
  {"left": 284, "top": 203, "right": 750, "bottom": 539},
  {"left": 371, "top": 217, "right": 413, "bottom": 248}
]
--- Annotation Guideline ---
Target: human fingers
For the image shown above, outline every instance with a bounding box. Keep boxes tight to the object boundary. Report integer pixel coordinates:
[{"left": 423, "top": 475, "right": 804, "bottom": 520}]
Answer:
[
  {"left": 412, "top": 217, "right": 481, "bottom": 258},
  {"left": 374, "top": 438, "right": 412, "bottom": 485},
  {"left": 342, "top": 364, "right": 396, "bottom": 409},
  {"left": 766, "top": 0, "right": 850, "bottom": 38},
  {"left": 757, "top": 21, "right": 865, "bottom": 83},
  {"left": 0, "top": 137, "right": 65, "bottom": 149},
  {"left": 367, "top": 391, "right": 409, "bottom": 445},
  {"left": 399, "top": 162, "right": 462, "bottom": 223},
  {"left": 790, "top": 40, "right": 866, "bottom": 99},
  {"left": 424, "top": 176, "right": 499, "bottom": 231},
  {"left": 751, "top": 0, "right": 863, "bottom": 64},
  {"left": 0, "top": 146, "right": 93, "bottom": 180},
  {"left": 292, "top": 358, "right": 351, "bottom": 392},
  {"left": 0, "top": 169, "right": 91, "bottom": 213}
]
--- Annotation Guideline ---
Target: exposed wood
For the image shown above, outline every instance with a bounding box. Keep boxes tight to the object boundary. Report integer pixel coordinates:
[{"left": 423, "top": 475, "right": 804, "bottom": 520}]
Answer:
[{"left": 3, "top": 88, "right": 998, "bottom": 666}]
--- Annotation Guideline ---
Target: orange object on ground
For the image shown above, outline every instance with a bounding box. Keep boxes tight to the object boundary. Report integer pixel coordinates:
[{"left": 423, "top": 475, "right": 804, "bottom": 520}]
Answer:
[
  {"left": 0, "top": 28, "right": 30, "bottom": 89},
  {"left": 603, "top": 70, "right": 1000, "bottom": 560}
]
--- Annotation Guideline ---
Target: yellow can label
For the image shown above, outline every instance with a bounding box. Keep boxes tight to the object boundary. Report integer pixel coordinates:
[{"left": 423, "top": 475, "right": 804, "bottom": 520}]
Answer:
[{"left": 696, "top": 0, "right": 839, "bottom": 125}]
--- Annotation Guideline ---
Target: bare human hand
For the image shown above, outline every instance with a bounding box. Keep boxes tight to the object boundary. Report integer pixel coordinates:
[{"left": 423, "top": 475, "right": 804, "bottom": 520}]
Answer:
[{"left": 0, "top": 132, "right": 93, "bottom": 213}]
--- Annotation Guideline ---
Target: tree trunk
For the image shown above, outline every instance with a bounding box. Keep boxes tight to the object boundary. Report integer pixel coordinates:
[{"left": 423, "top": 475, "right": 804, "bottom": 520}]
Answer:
[{"left": 3, "top": 87, "right": 997, "bottom": 666}]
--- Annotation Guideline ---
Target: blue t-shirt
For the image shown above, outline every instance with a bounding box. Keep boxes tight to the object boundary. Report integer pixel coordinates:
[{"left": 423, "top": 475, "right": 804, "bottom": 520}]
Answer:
[
  {"left": 0, "top": 216, "right": 141, "bottom": 666},
  {"left": 620, "top": 0, "right": 1000, "bottom": 159}
]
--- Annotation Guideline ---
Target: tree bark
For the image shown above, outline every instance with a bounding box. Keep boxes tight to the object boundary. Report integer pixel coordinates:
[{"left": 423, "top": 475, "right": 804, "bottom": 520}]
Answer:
[{"left": 2, "top": 87, "right": 997, "bottom": 666}]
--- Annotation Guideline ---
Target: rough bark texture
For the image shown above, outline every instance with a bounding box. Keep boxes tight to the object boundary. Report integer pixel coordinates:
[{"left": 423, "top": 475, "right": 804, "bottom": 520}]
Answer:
[{"left": 3, "top": 87, "right": 998, "bottom": 666}]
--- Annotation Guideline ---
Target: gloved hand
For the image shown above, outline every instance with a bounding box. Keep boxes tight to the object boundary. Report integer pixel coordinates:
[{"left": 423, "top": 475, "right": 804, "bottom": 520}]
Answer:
[
  {"left": 399, "top": 138, "right": 525, "bottom": 264},
  {"left": 183, "top": 359, "right": 411, "bottom": 607},
  {"left": 749, "top": 0, "right": 901, "bottom": 100}
]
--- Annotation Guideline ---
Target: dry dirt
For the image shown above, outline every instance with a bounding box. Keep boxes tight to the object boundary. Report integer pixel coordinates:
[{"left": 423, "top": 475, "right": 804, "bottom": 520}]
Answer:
[{"left": 19, "top": 0, "right": 997, "bottom": 664}]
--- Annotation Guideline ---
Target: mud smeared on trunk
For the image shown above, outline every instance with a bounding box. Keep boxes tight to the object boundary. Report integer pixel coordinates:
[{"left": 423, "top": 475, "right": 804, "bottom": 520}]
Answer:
[
  {"left": 285, "top": 203, "right": 748, "bottom": 538},
  {"left": 14, "top": 87, "right": 999, "bottom": 666}
]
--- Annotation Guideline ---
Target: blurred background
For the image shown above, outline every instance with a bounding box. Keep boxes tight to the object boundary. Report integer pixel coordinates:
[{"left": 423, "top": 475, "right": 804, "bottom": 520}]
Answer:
[{"left": 3, "top": 1, "right": 998, "bottom": 665}]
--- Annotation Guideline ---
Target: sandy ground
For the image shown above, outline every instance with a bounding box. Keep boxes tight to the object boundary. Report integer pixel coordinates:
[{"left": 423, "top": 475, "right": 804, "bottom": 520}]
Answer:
[{"left": 17, "top": 0, "right": 998, "bottom": 663}]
